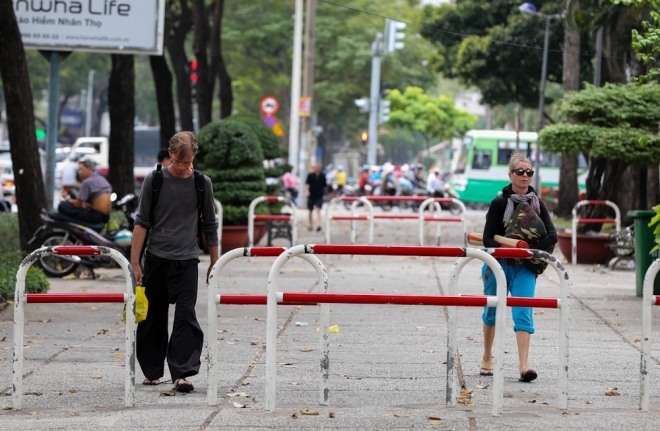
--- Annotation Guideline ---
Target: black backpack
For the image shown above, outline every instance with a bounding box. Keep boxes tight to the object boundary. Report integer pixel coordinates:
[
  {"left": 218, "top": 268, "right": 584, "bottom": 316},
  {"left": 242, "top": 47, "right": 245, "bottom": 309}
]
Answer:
[{"left": 141, "top": 164, "right": 206, "bottom": 259}]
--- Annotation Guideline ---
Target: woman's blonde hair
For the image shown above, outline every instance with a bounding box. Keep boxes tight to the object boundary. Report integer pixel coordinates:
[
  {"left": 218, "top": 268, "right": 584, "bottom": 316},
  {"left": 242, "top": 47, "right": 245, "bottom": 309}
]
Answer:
[
  {"left": 508, "top": 153, "right": 532, "bottom": 171},
  {"left": 169, "top": 131, "right": 198, "bottom": 159}
]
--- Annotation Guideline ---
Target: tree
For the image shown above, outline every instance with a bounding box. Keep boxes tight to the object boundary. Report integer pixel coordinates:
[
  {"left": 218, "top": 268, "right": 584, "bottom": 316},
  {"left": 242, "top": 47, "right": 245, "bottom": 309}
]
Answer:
[
  {"left": 165, "top": 0, "right": 195, "bottom": 132},
  {"left": 386, "top": 87, "right": 477, "bottom": 155},
  {"left": 0, "top": 0, "right": 47, "bottom": 251},
  {"left": 616, "top": 0, "right": 660, "bottom": 82},
  {"left": 419, "top": 0, "right": 593, "bottom": 108},
  {"left": 539, "top": 82, "right": 660, "bottom": 228},
  {"left": 107, "top": 55, "right": 135, "bottom": 200}
]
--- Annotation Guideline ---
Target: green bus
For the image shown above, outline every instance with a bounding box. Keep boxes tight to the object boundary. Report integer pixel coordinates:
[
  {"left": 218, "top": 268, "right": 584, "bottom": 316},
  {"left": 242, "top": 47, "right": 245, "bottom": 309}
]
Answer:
[{"left": 451, "top": 130, "right": 586, "bottom": 205}]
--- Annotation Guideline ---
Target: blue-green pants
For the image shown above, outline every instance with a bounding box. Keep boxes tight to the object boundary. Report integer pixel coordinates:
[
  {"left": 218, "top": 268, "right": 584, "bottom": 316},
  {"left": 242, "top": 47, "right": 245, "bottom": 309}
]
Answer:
[{"left": 481, "top": 262, "right": 536, "bottom": 334}]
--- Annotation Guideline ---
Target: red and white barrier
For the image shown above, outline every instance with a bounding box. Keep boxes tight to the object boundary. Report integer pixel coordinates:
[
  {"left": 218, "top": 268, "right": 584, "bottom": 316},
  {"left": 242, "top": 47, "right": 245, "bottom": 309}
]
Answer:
[
  {"left": 13, "top": 246, "right": 136, "bottom": 410},
  {"left": 640, "top": 258, "right": 660, "bottom": 411},
  {"left": 205, "top": 246, "right": 327, "bottom": 406},
  {"left": 248, "top": 196, "right": 297, "bottom": 248},
  {"left": 264, "top": 244, "right": 508, "bottom": 414},
  {"left": 326, "top": 196, "right": 467, "bottom": 246},
  {"left": 571, "top": 200, "right": 621, "bottom": 265},
  {"left": 325, "top": 196, "right": 374, "bottom": 244},
  {"left": 448, "top": 247, "right": 571, "bottom": 413}
]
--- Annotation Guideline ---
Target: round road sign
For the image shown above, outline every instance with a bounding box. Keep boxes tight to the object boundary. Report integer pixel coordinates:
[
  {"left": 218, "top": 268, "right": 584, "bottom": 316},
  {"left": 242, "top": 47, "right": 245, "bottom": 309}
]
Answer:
[{"left": 260, "top": 96, "right": 279, "bottom": 115}]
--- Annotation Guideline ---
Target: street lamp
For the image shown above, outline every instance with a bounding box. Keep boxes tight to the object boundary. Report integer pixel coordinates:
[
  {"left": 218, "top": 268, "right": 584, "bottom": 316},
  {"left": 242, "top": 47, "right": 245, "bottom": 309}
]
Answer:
[{"left": 519, "top": 3, "right": 563, "bottom": 195}]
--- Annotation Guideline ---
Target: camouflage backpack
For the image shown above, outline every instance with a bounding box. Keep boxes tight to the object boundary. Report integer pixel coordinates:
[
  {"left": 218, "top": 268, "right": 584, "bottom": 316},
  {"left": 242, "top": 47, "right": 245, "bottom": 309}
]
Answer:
[{"left": 504, "top": 200, "right": 554, "bottom": 275}]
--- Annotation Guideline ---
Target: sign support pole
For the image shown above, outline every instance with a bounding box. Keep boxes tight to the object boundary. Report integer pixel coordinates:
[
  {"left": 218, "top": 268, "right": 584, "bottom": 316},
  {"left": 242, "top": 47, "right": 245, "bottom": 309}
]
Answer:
[{"left": 44, "top": 51, "right": 62, "bottom": 210}]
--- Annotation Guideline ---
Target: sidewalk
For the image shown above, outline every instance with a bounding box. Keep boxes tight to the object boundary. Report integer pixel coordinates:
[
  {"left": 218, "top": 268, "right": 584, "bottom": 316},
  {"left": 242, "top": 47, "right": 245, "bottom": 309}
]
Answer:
[{"left": 1, "top": 207, "right": 659, "bottom": 430}]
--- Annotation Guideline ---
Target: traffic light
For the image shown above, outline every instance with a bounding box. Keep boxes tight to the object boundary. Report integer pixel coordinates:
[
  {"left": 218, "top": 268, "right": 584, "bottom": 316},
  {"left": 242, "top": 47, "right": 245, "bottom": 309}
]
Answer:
[
  {"left": 360, "top": 131, "right": 368, "bottom": 146},
  {"left": 379, "top": 99, "right": 391, "bottom": 124},
  {"left": 354, "top": 97, "right": 370, "bottom": 113},
  {"left": 385, "top": 19, "right": 406, "bottom": 53},
  {"left": 190, "top": 59, "right": 198, "bottom": 83}
]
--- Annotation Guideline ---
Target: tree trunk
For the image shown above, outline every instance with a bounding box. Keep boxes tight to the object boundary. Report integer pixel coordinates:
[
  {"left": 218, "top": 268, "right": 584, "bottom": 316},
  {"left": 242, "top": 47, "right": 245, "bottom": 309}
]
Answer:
[
  {"left": 108, "top": 54, "right": 135, "bottom": 200},
  {"left": 192, "top": 0, "right": 212, "bottom": 128},
  {"left": 648, "top": 165, "right": 660, "bottom": 210},
  {"left": 0, "top": 2, "right": 47, "bottom": 251},
  {"left": 618, "top": 164, "right": 643, "bottom": 225},
  {"left": 555, "top": 5, "right": 580, "bottom": 219},
  {"left": 211, "top": 0, "right": 233, "bottom": 119},
  {"left": 166, "top": 0, "right": 194, "bottom": 132},
  {"left": 149, "top": 55, "right": 176, "bottom": 148}
]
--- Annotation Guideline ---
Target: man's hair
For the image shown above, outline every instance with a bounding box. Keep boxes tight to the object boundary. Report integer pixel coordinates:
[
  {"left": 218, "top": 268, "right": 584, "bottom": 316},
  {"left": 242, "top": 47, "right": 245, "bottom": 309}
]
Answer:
[
  {"left": 169, "top": 131, "right": 198, "bottom": 159},
  {"left": 508, "top": 153, "right": 532, "bottom": 171},
  {"left": 79, "top": 159, "right": 95, "bottom": 170},
  {"left": 157, "top": 148, "right": 170, "bottom": 163}
]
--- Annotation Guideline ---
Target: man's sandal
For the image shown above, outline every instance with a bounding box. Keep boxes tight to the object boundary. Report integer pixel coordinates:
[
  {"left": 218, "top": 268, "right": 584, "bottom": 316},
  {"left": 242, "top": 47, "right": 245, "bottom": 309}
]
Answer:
[{"left": 173, "top": 378, "right": 194, "bottom": 393}]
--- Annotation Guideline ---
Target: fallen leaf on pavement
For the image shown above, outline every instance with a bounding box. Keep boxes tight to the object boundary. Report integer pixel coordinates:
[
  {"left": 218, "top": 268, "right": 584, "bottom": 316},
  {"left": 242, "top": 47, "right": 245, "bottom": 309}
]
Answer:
[
  {"left": 29, "top": 410, "right": 38, "bottom": 415},
  {"left": 301, "top": 409, "right": 319, "bottom": 415},
  {"left": 300, "top": 348, "right": 314, "bottom": 352},
  {"left": 227, "top": 392, "right": 248, "bottom": 398},
  {"left": 68, "top": 389, "right": 77, "bottom": 393},
  {"left": 3, "top": 406, "right": 12, "bottom": 410},
  {"left": 91, "top": 376, "right": 102, "bottom": 379},
  {"left": 91, "top": 307, "right": 99, "bottom": 311},
  {"left": 586, "top": 400, "right": 593, "bottom": 404},
  {"left": 291, "top": 413, "right": 298, "bottom": 419},
  {"left": 605, "top": 391, "right": 620, "bottom": 396},
  {"left": 113, "top": 354, "right": 123, "bottom": 359},
  {"left": 429, "top": 419, "right": 443, "bottom": 425},
  {"left": 233, "top": 402, "right": 246, "bottom": 408},
  {"left": 328, "top": 412, "right": 335, "bottom": 418},
  {"left": 475, "top": 382, "right": 489, "bottom": 390},
  {"left": 160, "top": 391, "right": 175, "bottom": 396},
  {"left": 428, "top": 416, "right": 442, "bottom": 420},
  {"left": 69, "top": 412, "right": 79, "bottom": 416},
  {"left": 522, "top": 399, "right": 536, "bottom": 403}
]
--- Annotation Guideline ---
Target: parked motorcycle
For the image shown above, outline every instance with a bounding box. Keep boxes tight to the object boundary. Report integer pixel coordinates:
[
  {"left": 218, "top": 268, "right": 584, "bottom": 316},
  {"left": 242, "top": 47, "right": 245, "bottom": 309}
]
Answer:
[{"left": 27, "top": 194, "right": 139, "bottom": 278}]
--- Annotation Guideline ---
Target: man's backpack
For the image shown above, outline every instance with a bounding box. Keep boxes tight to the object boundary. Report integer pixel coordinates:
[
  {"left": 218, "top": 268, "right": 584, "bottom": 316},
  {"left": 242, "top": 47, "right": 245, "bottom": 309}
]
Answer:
[{"left": 141, "top": 164, "right": 206, "bottom": 258}]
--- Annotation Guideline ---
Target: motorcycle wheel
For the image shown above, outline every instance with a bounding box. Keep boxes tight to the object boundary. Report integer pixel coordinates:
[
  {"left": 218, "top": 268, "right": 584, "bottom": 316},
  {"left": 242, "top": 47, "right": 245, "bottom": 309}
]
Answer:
[
  {"left": 37, "top": 232, "right": 81, "bottom": 277},
  {"left": 449, "top": 204, "right": 462, "bottom": 215}
]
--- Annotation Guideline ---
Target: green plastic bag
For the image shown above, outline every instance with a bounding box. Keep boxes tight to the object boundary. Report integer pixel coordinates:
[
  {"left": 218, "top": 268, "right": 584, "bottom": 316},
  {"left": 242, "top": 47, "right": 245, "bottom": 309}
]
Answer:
[{"left": 123, "top": 285, "right": 149, "bottom": 323}]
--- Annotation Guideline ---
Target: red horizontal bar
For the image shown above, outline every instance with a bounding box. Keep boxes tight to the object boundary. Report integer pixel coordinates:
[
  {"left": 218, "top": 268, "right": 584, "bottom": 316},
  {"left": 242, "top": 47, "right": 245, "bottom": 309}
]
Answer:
[
  {"left": 53, "top": 246, "right": 102, "bottom": 256},
  {"left": 265, "top": 196, "right": 280, "bottom": 202},
  {"left": 248, "top": 247, "right": 287, "bottom": 257},
  {"left": 332, "top": 215, "right": 369, "bottom": 221},
  {"left": 310, "top": 244, "right": 467, "bottom": 257},
  {"left": 585, "top": 200, "right": 607, "bottom": 205},
  {"left": 654, "top": 296, "right": 660, "bottom": 306},
  {"left": 254, "top": 215, "right": 292, "bottom": 221},
  {"left": 282, "top": 292, "right": 488, "bottom": 306},
  {"left": 489, "top": 248, "right": 535, "bottom": 259},
  {"left": 372, "top": 214, "right": 462, "bottom": 222},
  {"left": 576, "top": 218, "right": 616, "bottom": 224},
  {"left": 219, "top": 295, "right": 316, "bottom": 306},
  {"left": 26, "top": 293, "right": 125, "bottom": 303},
  {"left": 507, "top": 297, "right": 559, "bottom": 308}
]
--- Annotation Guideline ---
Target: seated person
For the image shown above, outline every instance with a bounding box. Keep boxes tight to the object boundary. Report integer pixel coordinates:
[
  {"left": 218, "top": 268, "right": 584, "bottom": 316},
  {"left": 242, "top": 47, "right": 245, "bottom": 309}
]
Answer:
[{"left": 58, "top": 159, "right": 112, "bottom": 224}]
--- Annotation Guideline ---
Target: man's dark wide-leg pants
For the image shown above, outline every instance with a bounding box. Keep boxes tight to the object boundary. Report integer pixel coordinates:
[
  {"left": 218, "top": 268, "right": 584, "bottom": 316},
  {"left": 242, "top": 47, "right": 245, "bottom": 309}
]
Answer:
[{"left": 136, "top": 253, "right": 203, "bottom": 382}]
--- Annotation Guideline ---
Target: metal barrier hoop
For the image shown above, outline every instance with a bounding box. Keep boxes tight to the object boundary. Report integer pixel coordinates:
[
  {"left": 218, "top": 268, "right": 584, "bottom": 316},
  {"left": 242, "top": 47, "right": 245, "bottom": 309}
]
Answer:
[
  {"left": 206, "top": 246, "right": 328, "bottom": 406},
  {"left": 640, "top": 258, "right": 660, "bottom": 411},
  {"left": 264, "top": 244, "right": 507, "bottom": 414},
  {"left": 325, "top": 196, "right": 374, "bottom": 245},
  {"left": 248, "top": 196, "right": 297, "bottom": 248},
  {"left": 13, "top": 245, "right": 136, "bottom": 410},
  {"left": 571, "top": 200, "right": 621, "bottom": 265},
  {"left": 447, "top": 248, "right": 571, "bottom": 414}
]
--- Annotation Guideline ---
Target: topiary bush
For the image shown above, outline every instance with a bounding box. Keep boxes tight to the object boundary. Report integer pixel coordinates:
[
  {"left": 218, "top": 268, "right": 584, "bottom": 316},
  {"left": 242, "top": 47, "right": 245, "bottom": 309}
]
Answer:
[
  {"left": 0, "top": 213, "right": 49, "bottom": 301},
  {"left": 197, "top": 119, "right": 267, "bottom": 225}
]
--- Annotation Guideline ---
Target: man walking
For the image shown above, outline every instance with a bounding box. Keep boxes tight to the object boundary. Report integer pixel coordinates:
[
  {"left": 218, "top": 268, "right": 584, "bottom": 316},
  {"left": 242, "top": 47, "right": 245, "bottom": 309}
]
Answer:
[
  {"left": 305, "top": 161, "right": 327, "bottom": 232},
  {"left": 130, "top": 131, "right": 219, "bottom": 392}
]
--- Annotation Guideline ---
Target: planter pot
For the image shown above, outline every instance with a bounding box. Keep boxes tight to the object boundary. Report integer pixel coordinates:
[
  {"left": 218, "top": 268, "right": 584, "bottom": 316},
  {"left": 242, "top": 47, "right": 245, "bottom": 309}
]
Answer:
[
  {"left": 557, "top": 230, "right": 614, "bottom": 264},
  {"left": 221, "top": 222, "right": 267, "bottom": 252}
]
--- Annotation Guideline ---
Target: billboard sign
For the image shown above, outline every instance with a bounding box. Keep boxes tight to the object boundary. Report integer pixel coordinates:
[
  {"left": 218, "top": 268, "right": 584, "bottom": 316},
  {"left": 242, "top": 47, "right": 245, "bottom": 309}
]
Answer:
[{"left": 13, "top": 0, "right": 165, "bottom": 55}]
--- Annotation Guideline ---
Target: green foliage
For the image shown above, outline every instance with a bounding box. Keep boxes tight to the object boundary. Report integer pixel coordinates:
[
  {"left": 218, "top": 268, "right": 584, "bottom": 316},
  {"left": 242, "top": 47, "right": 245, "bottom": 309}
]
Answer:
[
  {"left": 541, "top": 82, "right": 660, "bottom": 164},
  {"left": 197, "top": 120, "right": 266, "bottom": 225},
  {"left": 386, "top": 87, "right": 477, "bottom": 145},
  {"left": 613, "top": 0, "right": 660, "bottom": 83},
  {"left": 0, "top": 214, "right": 49, "bottom": 301},
  {"left": 231, "top": 115, "right": 284, "bottom": 160},
  {"left": 650, "top": 203, "right": 660, "bottom": 253},
  {"left": 421, "top": 0, "right": 581, "bottom": 107}
]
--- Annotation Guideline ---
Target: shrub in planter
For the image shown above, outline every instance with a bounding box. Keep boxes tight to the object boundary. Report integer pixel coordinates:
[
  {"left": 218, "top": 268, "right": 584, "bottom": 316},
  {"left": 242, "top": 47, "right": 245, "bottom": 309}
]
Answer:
[{"left": 197, "top": 119, "right": 267, "bottom": 225}]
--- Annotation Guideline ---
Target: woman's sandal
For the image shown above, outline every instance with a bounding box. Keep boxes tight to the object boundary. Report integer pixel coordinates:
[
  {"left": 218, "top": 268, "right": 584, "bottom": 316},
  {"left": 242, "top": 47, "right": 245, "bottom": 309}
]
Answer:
[
  {"left": 479, "top": 367, "right": 494, "bottom": 376},
  {"left": 142, "top": 378, "right": 159, "bottom": 386},
  {"left": 173, "top": 378, "right": 194, "bottom": 393},
  {"left": 519, "top": 369, "right": 538, "bottom": 382}
]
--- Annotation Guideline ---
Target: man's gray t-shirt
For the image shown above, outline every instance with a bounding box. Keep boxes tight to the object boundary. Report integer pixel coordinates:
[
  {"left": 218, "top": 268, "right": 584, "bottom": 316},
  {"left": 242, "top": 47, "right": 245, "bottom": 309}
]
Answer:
[
  {"left": 136, "top": 168, "right": 219, "bottom": 260},
  {"left": 78, "top": 172, "right": 112, "bottom": 203}
]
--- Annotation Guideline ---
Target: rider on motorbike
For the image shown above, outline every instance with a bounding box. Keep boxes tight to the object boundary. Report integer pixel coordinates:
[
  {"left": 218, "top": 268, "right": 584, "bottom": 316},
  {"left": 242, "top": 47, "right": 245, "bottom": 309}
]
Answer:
[{"left": 57, "top": 159, "right": 112, "bottom": 225}]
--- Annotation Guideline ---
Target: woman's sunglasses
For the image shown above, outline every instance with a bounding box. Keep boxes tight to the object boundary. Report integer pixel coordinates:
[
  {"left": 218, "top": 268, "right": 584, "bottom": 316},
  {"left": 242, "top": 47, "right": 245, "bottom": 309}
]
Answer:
[{"left": 510, "top": 168, "right": 534, "bottom": 177}]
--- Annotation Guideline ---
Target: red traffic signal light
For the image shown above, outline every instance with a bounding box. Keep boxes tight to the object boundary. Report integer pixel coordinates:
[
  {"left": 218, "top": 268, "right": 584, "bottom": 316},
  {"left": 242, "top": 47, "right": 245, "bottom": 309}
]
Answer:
[
  {"left": 190, "top": 59, "right": 198, "bottom": 83},
  {"left": 360, "top": 131, "right": 368, "bottom": 144}
]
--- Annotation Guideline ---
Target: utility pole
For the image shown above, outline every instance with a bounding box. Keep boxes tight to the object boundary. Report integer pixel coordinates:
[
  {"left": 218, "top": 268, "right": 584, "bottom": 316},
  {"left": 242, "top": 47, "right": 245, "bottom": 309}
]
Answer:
[
  {"left": 367, "top": 33, "right": 383, "bottom": 167},
  {"left": 297, "top": 0, "right": 316, "bottom": 206},
  {"left": 288, "top": 0, "right": 303, "bottom": 171}
]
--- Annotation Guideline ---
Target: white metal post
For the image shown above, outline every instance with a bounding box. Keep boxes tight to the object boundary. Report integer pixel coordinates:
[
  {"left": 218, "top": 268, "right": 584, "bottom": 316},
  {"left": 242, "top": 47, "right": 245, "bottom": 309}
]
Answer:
[
  {"left": 367, "top": 34, "right": 383, "bottom": 166},
  {"left": 288, "top": 0, "right": 304, "bottom": 170}
]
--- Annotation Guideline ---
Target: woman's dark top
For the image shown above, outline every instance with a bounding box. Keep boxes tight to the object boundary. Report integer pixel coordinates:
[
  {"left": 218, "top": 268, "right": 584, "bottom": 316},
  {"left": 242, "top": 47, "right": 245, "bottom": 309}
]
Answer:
[{"left": 482, "top": 184, "right": 557, "bottom": 251}]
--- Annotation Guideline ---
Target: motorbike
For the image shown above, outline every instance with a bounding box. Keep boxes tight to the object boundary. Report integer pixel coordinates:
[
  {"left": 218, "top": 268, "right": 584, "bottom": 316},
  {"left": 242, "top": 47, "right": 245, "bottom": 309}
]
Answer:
[{"left": 27, "top": 193, "right": 139, "bottom": 278}]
